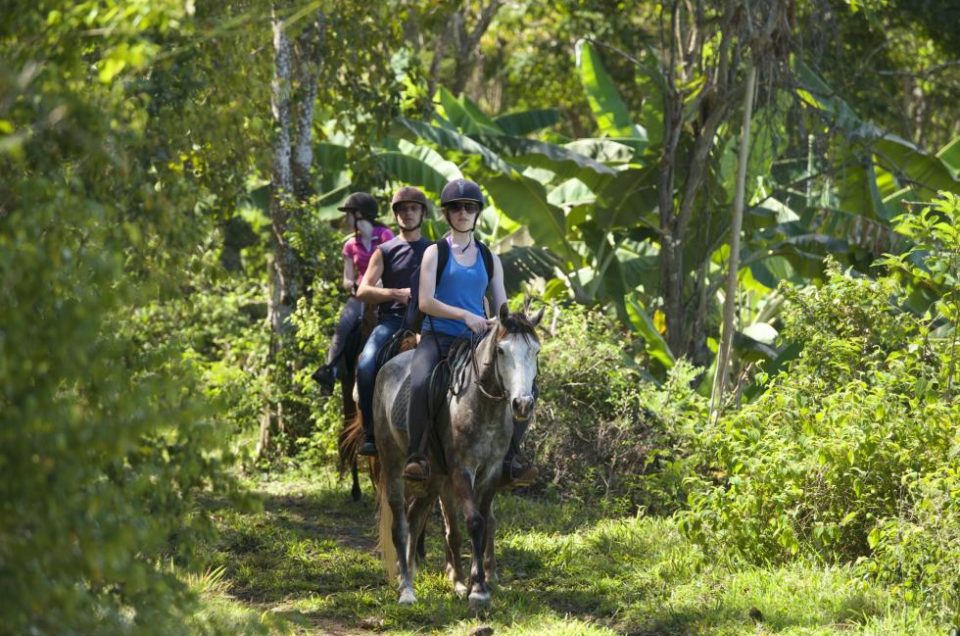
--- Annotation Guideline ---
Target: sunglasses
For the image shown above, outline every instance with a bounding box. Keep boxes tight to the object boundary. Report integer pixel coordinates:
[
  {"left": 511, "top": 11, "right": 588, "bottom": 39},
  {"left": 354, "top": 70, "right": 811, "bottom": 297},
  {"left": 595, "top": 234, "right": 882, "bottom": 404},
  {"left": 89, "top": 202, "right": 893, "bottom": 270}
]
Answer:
[{"left": 444, "top": 201, "right": 480, "bottom": 213}]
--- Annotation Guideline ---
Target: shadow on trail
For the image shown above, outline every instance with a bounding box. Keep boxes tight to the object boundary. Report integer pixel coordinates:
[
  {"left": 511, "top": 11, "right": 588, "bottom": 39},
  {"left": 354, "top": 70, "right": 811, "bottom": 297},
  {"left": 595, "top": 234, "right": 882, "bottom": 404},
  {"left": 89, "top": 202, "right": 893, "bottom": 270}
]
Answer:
[
  {"left": 204, "top": 477, "right": 883, "bottom": 635},
  {"left": 203, "top": 479, "right": 383, "bottom": 604}
]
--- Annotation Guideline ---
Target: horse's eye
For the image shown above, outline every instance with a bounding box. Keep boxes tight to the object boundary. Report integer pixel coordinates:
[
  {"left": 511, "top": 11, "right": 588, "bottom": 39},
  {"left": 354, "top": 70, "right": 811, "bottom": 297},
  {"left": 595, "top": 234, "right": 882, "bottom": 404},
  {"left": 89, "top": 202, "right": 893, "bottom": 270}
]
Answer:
[{"left": 496, "top": 345, "right": 505, "bottom": 355}]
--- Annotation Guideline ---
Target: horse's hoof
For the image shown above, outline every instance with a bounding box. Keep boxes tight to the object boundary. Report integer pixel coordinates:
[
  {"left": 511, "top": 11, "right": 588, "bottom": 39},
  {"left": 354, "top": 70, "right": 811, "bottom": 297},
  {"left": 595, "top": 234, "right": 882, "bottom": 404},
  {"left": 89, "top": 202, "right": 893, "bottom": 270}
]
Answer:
[
  {"left": 468, "top": 589, "right": 491, "bottom": 611},
  {"left": 454, "top": 581, "right": 468, "bottom": 598},
  {"left": 398, "top": 587, "right": 417, "bottom": 605}
]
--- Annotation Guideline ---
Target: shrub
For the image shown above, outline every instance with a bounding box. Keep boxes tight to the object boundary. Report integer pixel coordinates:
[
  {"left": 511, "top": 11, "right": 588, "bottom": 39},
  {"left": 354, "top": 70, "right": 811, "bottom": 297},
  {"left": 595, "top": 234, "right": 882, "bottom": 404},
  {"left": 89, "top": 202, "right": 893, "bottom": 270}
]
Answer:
[
  {"left": 528, "top": 304, "right": 708, "bottom": 513},
  {"left": 677, "top": 259, "right": 957, "bottom": 601}
]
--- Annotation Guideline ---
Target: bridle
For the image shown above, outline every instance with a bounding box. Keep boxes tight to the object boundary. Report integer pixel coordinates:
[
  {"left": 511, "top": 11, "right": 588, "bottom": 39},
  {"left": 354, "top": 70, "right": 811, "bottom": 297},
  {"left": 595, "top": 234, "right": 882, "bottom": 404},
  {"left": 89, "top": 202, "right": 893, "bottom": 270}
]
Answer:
[{"left": 448, "top": 329, "right": 507, "bottom": 402}]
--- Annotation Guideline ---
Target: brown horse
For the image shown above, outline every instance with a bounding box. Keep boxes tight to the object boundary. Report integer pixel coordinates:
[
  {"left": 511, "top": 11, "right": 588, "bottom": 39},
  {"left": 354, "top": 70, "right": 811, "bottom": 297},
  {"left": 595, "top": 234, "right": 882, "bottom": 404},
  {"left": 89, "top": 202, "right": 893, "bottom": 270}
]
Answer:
[
  {"left": 334, "top": 301, "right": 379, "bottom": 501},
  {"left": 373, "top": 303, "right": 543, "bottom": 607}
]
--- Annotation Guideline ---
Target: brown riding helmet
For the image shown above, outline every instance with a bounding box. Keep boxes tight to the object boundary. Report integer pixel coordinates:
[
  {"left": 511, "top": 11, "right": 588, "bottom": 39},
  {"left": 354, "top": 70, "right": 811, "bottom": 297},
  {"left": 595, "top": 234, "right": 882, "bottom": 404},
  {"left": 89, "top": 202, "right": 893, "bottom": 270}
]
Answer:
[{"left": 391, "top": 186, "right": 429, "bottom": 214}]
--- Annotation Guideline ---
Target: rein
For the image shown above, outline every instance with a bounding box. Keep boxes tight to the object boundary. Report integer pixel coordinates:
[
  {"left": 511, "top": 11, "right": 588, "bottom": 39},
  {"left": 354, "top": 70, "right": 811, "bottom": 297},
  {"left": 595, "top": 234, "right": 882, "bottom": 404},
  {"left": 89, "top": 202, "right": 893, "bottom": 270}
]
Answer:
[{"left": 449, "top": 330, "right": 507, "bottom": 402}]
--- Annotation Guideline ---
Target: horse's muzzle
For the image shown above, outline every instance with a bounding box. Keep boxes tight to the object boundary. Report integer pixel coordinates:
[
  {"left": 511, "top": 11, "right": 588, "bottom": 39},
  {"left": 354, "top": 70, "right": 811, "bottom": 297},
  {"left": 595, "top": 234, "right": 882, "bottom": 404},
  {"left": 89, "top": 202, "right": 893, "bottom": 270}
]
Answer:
[{"left": 511, "top": 395, "right": 535, "bottom": 421}]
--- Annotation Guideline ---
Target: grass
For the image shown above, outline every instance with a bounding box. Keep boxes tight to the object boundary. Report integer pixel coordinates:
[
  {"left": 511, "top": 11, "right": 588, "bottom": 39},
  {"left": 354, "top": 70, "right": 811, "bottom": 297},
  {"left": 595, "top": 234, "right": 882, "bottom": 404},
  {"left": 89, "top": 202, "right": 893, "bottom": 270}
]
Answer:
[{"left": 189, "top": 465, "right": 943, "bottom": 635}]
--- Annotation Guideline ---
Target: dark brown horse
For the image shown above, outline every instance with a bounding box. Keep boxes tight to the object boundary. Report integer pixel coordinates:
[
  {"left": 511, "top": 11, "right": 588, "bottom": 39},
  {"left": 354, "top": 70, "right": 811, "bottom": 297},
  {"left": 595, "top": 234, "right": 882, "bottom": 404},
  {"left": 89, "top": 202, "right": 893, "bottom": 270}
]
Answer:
[
  {"left": 334, "top": 301, "right": 379, "bottom": 501},
  {"left": 373, "top": 303, "right": 543, "bottom": 607}
]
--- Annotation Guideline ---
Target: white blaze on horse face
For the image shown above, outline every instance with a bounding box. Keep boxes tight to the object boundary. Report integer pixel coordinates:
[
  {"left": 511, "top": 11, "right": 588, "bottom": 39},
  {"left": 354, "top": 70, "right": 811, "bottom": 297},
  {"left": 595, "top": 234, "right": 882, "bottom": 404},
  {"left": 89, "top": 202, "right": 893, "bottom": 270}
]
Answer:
[{"left": 496, "top": 334, "right": 540, "bottom": 420}]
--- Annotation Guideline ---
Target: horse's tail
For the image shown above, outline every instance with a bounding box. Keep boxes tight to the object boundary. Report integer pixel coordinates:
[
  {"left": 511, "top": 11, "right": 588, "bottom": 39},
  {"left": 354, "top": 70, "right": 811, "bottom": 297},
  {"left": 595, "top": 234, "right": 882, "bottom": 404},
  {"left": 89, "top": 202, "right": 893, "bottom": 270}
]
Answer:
[
  {"left": 375, "top": 459, "right": 398, "bottom": 581},
  {"left": 337, "top": 410, "right": 364, "bottom": 478}
]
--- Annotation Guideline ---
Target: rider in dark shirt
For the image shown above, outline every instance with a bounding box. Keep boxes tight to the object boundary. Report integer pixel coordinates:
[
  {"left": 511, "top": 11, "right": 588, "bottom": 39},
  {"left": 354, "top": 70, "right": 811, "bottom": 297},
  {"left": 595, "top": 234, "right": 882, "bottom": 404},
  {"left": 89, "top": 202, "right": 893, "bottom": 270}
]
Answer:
[{"left": 354, "top": 187, "right": 429, "bottom": 455}]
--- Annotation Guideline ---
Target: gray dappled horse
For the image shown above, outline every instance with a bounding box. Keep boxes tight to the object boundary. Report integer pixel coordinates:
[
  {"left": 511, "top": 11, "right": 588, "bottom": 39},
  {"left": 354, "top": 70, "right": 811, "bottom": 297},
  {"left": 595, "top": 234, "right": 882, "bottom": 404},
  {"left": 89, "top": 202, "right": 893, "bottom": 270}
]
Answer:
[{"left": 374, "top": 303, "right": 543, "bottom": 607}]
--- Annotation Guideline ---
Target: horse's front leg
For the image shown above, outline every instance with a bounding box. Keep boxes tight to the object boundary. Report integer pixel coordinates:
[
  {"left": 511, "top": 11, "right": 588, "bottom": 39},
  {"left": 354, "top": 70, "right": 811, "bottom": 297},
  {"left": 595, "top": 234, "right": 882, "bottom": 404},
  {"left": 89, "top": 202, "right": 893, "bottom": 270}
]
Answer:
[
  {"left": 450, "top": 468, "right": 490, "bottom": 608},
  {"left": 405, "top": 493, "right": 436, "bottom": 577},
  {"left": 439, "top": 487, "right": 466, "bottom": 597},
  {"left": 385, "top": 479, "right": 416, "bottom": 604},
  {"left": 483, "top": 499, "right": 497, "bottom": 586}
]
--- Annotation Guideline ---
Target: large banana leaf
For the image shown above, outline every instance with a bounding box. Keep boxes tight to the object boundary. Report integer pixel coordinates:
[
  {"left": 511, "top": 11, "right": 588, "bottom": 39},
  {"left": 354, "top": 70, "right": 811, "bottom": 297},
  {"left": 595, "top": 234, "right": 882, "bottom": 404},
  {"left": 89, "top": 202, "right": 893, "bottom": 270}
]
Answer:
[
  {"left": 476, "top": 134, "right": 618, "bottom": 192},
  {"left": 378, "top": 152, "right": 454, "bottom": 196},
  {"left": 485, "top": 173, "right": 572, "bottom": 262},
  {"left": 494, "top": 109, "right": 561, "bottom": 136},
  {"left": 377, "top": 140, "right": 463, "bottom": 195},
  {"left": 565, "top": 138, "right": 637, "bottom": 163},
  {"left": 575, "top": 39, "right": 648, "bottom": 143},
  {"left": 872, "top": 136, "right": 960, "bottom": 196},
  {"left": 395, "top": 117, "right": 513, "bottom": 173},
  {"left": 497, "top": 245, "right": 563, "bottom": 295},
  {"left": 594, "top": 166, "right": 659, "bottom": 230},
  {"left": 315, "top": 142, "right": 348, "bottom": 170},
  {"left": 625, "top": 293, "right": 675, "bottom": 370},
  {"left": 548, "top": 179, "right": 595, "bottom": 208},
  {"left": 437, "top": 87, "right": 504, "bottom": 136},
  {"left": 938, "top": 135, "right": 960, "bottom": 175},
  {"left": 796, "top": 60, "right": 960, "bottom": 206}
]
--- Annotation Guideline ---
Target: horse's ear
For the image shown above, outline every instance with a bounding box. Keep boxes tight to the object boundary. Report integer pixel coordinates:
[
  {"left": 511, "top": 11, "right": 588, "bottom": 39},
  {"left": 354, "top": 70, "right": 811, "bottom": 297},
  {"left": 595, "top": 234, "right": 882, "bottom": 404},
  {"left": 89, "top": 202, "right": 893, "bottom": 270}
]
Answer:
[
  {"left": 498, "top": 302, "right": 510, "bottom": 322},
  {"left": 529, "top": 307, "right": 545, "bottom": 327},
  {"left": 522, "top": 295, "right": 532, "bottom": 314}
]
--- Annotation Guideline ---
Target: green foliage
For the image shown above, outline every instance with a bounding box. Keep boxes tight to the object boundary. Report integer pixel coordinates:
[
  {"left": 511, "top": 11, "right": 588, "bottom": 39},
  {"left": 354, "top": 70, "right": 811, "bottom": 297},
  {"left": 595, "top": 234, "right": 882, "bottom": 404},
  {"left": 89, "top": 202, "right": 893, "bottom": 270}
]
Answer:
[
  {"left": 677, "top": 257, "right": 958, "bottom": 617},
  {"left": 530, "top": 304, "right": 707, "bottom": 512},
  {"left": 880, "top": 192, "right": 960, "bottom": 390},
  {"left": 193, "top": 467, "right": 944, "bottom": 635},
  {"left": 0, "top": 2, "right": 252, "bottom": 631}
]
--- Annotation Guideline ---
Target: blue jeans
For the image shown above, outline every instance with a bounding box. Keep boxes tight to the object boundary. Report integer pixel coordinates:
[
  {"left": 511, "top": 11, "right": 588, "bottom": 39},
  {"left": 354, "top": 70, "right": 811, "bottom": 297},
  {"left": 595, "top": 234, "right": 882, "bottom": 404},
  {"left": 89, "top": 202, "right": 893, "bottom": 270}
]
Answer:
[{"left": 357, "top": 313, "right": 405, "bottom": 437}]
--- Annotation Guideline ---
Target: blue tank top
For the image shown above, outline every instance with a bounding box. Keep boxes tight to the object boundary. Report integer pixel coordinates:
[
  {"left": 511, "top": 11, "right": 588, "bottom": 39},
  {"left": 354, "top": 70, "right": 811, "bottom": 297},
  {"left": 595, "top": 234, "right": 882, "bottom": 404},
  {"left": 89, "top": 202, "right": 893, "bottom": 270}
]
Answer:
[{"left": 426, "top": 245, "right": 489, "bottom": 338}]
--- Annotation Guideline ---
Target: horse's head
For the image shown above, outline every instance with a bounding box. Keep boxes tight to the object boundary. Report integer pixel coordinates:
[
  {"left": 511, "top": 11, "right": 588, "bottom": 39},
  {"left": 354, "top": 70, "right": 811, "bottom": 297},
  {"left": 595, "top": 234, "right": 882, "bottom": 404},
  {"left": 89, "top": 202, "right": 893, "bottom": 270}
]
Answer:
[{"left": 493, "top": 302, "right": 544, "bottom": 421}]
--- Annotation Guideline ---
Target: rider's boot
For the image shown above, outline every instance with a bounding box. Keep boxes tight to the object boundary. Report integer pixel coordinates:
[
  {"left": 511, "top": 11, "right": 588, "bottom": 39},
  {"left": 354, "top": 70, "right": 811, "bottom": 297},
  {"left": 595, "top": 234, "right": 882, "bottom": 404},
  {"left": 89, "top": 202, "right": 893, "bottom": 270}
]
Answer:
[
  {"left": 402, "top": 419, "right": 430, "bottom": 481},
  {"left": 358, "top": 434, "right": 377, "bottom": 457},
  {"left": 499, "top": 438, "right": 537, "bottom": 489},
  {"left": 310, "top": 363, "right": 337, "bottom": 396}
]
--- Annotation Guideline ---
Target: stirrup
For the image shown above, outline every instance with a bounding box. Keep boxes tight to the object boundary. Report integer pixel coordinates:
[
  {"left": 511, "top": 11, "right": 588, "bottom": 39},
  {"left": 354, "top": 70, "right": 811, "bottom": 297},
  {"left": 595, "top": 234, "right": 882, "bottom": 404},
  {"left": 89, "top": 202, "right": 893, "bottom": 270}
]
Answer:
[
  {"left": 403, "top": 455, "right": 431, "bottom": 482},
  {"left": 500, "top": 458, "right": 538, "bottom": 489}
]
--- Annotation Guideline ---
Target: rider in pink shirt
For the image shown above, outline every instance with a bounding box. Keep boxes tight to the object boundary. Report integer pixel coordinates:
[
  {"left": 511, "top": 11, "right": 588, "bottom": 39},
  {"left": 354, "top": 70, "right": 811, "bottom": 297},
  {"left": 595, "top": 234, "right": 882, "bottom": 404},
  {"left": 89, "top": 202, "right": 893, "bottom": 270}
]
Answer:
[{"left": 313, "top": 192, "right": 394, "bottom": 391}]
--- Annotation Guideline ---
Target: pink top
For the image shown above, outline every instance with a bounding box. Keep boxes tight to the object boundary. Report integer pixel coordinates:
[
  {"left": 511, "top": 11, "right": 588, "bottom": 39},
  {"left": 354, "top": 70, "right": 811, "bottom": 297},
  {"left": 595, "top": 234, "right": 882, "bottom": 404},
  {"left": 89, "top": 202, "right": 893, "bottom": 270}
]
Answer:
[{"left": 342, "top": 226, "right": 394, "bottom": 278}]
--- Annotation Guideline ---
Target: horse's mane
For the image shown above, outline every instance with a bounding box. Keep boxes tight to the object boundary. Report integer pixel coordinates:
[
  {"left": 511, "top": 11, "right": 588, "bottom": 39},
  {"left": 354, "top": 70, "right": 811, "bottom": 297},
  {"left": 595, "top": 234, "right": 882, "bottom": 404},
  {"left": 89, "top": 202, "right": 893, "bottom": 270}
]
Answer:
[
  {"left": 441, "top": 311, "right": 540, "bottom": 401},
  {"left": 496, "top": 311, "right": 540, "bottom": 342}
]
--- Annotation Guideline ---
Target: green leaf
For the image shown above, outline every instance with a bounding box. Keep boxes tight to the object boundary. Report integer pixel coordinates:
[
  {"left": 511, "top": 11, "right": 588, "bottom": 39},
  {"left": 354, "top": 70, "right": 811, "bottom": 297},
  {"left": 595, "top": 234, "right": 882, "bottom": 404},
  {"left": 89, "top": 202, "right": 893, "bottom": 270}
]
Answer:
[
  {"left": 315, "top": 142, "right": 348, "bottom": 172},
  {"left": 564, "top": 138, "right": 636, "bottom": 163},
  {"left": 575, "top": 39, "right": 647, "bottom": 142},
  {"left": 733, "top": 330, "right": 778, "bottom": 363},
  {"left": 493, "top": 109, "right": 561, "bottom": 136},
  {"left": 937, "top": 135, "right": 960, "bottom": 175},
  {"left": 377, "top": 140, "right": 462, "bottom": 195},
  {"left": 396, "top": 117, "right": 512, "bottom": 173},
  {"left": 477, "top": 134, "right": 618, "bottom": 192},
  {"left": 437, "top": 87, "right": 504, "bottom": 135},
  {"left": 486, "top": 173, "right": 570, "bottom": 260},
  {"left": 625, "top": 293, "right": 675, "bottom": 369}
]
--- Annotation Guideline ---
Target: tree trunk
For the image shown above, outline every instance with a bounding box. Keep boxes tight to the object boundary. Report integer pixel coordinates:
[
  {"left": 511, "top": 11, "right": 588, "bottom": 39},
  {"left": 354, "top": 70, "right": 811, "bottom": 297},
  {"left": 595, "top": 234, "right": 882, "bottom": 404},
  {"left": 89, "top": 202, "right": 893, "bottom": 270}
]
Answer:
[
  {"left": 711, "top": 63, "right": 758, "bottom": 417},
  {"left": 258, "top": 6, "right": 299, "bottom": 459},
  {"left": 292, "top": 12, "right": 324, "bottom": 199}
]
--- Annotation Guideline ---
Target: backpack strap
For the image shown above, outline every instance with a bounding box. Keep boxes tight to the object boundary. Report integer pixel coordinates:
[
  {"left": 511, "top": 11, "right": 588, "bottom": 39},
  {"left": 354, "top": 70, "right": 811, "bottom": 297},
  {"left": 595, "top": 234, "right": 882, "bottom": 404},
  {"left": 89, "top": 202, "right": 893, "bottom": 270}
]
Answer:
[
  {"left": 435, "top": 237, "right": 450, "bottom": 287},
  {"left": 476, "top": 240, "right": 494, "bottom": 282}
]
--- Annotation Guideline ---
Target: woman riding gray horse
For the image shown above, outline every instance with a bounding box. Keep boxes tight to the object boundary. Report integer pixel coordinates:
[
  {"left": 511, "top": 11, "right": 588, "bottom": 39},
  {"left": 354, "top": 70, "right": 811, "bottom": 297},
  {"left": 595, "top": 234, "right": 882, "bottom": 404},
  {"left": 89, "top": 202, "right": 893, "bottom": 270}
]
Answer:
[{"left": 373, "top": 301, "right": 543, "bottom": 606}]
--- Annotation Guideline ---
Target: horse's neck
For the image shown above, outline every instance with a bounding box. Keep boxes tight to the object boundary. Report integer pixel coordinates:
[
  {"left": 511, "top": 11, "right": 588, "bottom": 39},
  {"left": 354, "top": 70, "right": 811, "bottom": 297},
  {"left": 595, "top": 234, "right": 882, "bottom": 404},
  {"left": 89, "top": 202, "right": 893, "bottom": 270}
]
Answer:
[
  {"left": 475, "top": 333, "right": 500, "bottom": 387},
  {"left": 449, "top": 335, "right": 508, "bottom": 419}
]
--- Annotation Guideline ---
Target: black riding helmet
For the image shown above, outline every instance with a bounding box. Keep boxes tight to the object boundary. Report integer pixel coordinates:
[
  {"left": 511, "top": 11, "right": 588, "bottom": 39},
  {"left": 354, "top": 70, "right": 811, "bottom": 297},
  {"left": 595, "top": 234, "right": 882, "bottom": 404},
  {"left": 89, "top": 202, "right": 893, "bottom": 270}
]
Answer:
[
  {"left": 440, "top": 178, "right": 484, "bottom": 234},
  {"left": 338, "top": 191, "right": 379, "bottom": 221},
  {"left": 439, "top": 178, "right": 484, "bottom": 208}
]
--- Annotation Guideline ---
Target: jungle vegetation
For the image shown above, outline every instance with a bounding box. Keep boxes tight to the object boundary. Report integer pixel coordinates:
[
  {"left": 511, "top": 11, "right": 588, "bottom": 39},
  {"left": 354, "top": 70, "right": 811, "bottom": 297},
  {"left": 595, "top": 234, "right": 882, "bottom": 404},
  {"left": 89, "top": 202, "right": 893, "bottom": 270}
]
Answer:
[{"left": 3, "top": 0, "right": 960, "bottom": 633}]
